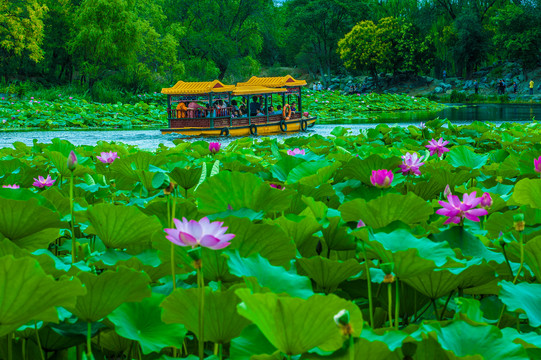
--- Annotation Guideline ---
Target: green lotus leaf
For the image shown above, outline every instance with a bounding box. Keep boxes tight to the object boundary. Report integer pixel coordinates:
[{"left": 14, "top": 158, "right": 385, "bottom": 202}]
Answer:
[
  {"left": 339, "top": 154, "right": 401, "bottom": 186},
  {"left": 499, "top": 280, "right": 541, "bottom": 327},
  {"left": 227, "top": 251, "right": 313, "bottom": 299},
  {"left": 236, "top": 289, "right": 363, "bottom": 355},
  {"left": 367, "top": 229, "right": 459, "bottom": 279},
  {"left": 69, "top": 266, "right": 151, "bottom": 322},
  {"left": 270, "top": 215, "right": 322, "bottom": 257},
  {"left": 339, "top": 193, "right": 433, "bottom": 229},
  {"left": 432, "top": 226, "right": 505, "bottom": 263},
  {"left": 446, "top": 146, "right": 489, "bottom": 169},
  {"left": 320, "top": 217, "right": 356, "bottom": 251},
  {"left": 524, "top": 236, "right": 541, "bottom": 280},
  {"left": 296, "top": 256, "right": 362, "bottom": 293},
  {"left": 512, "top": 178, "right": 541, "bottom": 209},
  {"left": 404, "top": 269, "right": 464, "bottom": 299},
  {"left": 44, "top": 149, "right": 90, "bottom": 178},
  {"left": 302, "top": 328, "right": 406, "bottom": 360},
  {"left": 196, "top": 171, "right": 294, "bottom": 214},
  {"left": 415, "top": 320, "right": 528, "bottom": 360},
  {"left": 140, "top": 198, "right": 198, "bottom": 227},
  {"left": 0, "top": 197, "right": 62, "bottom": 250},
  {"left": 108, "top": 292, "right": 186, "bottom": 354},
  {"left": 202, "top": 247, "right": 238, "bottom": 283},
  {"left": 86, "top": 203, "right": 162, "bottom": 249},
  {"left": 225, "top": 217, "right": 296, "bottom": 269},
  {"left": 0, "top": 255, "right": 86, "bottom": 337},
  {"left": 286, "top": 160, "right": 334, "bottom": 185},
  {"left": 96, "top": 329, "right": 132, "bottom": 354},
  {"left": 501, "top": 327, "right": 541, "bottom": 349},
  {"left": 169, "top": 167, "right": 202, "bottom": 191},
  {"left": 37, "top": 325, "right": 86, "bottom": 351},
  {"left": 230, "top": 325, "right": 277, "bottom": 360},
  {"left": 161, "top": 287, "right": 251, "bottom": 344},
  {"left": 271, "top": 156, "right": 305, "bottom": 181}
]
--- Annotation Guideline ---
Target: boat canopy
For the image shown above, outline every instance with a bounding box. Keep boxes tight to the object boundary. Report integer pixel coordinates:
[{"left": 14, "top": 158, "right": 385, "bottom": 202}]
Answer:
[
  {"left": 232, "top": 86, "right": 287, "bottom": 96},
  {"left": 236, "top": 75, "right": 307, "bottom": 88},
  {"left": 161, "top": 80, "right": 235, "bottom": 95}
]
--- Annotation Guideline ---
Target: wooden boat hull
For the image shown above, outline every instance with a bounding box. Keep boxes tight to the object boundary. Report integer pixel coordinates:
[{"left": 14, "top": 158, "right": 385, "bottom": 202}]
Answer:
[{"left": 160, "top": 117, "right": 316, "bottom": 136}]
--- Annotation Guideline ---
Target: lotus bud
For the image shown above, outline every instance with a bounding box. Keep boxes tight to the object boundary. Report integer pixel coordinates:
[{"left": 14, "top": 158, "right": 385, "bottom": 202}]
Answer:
[
  {"left": 496, "top": 176, "right": 503, "bottom": 183},
  {"left": 480, "top": 192, "right": 492, "bottom": 208},
  {"left": 334, "top": 309, "right": 353, "bottom": 336},
  {"left": 357, "top": 219, "right": 366, "bottom": 228},
  {"left": 209, "top": 142, "right": 221, "bottom": 154},
  {"left": 513, "top": 214, "right": 525, "bottom": 232},
  {"left": 444, "top": 184, "right": 452, "bottom": 198},
  {"left": 163, "top": 181, "right": 176, "bottom": 195},
  {"left": 67, "top": 150, "right": 77, "bottom": 171},
  {"left": 381, "top": 262, "right": 395, "bottom": 283}
]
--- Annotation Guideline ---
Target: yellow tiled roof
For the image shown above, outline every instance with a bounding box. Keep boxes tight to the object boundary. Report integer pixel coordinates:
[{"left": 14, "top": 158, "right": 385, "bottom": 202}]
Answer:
[
  {"left": 232, "top": 86, "right": 287, "bottom": 95},
  {"left": 161, "top": 80, "right": 235, "bottom": 95},
  {"left": 236, "top": 75, "right": 307, "bottom": 88}
]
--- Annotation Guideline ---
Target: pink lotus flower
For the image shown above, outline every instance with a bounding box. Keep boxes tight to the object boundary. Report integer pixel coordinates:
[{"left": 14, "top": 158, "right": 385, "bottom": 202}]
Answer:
[
  {"left": 164, "top": 217, "right": 234, "bottom": 250},
  {"left": 399, "top": 152, "right": 424, "bottom": 176},
  {"left": 97, "top": 151, "right": 119, "bottom": 163},
  {"left": 67, "top": 150, "right": 77, "bottom": 171},
  {"left": 270, "top": 183, "right": 284, "bottom": 190},
  {"left": 287, "top": 148, "right": 305, "bottom": 156},
  {"left": 436, "top": 192, "right": 488, "bottom": 224},
  {"left": 426, "top": 138, "right": 450, "bottom": 157},
  {"left": 370, "top": 169, "right": 394, "bottom": 188},
  {"left": 419, "top": 122, "right": 426, "bottom": 129},
  {"left": 535, "top": 156, "right": 541, "bottom": 175},
  {"left": 480, "top": 192, "right": 493, "bottom": 208},
  {"left": 357, "top": 220, "right": 366, "bottom": 228},
  {"left": 2, "top": 184, "right": 20, "bottom": 189},
  {"left": 209, "top": 142, "right": 220, "bottom": 154},
  {"left": 69, "top": 96, "right": 73, "bottom": 100},
  {"left": 33, "top": 175, "right": 56, "bottom": 188},
  {"left": 444, "top": 184, "right": 452, "bottom": 198}
]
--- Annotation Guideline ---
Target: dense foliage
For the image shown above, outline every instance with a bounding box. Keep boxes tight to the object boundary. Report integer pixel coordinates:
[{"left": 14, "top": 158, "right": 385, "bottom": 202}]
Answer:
[
  {"left": 1, "top": 120, "right": 541, "bottom": 359},
  {"left": 2, "top": 0, "right": 541, "bottom": 95},
  {"left": 0, "top": 90, "right": 445, "bottom": 129}
]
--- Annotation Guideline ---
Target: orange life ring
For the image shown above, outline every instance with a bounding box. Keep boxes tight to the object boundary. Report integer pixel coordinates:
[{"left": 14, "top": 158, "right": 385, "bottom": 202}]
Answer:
[{"left": 282, "top": 104, "right": 292, "bottom": 120}]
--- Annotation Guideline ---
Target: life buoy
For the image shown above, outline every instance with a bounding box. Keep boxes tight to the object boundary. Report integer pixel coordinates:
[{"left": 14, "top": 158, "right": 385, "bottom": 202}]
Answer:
[
  {"left": 279, "top": 120, "right": 287, "bottom": 132},
  {"left": 300, "top": 119, "right": 308, "bottom": 132},
  {"left": 282, "top": 104, "right": 292, "bottom": 120},
  {"left": 249, "top": 124, "right": 258, "bottom": 136},
  {"left": 220, "top": 127, "right": 229, "bottom": 136}
]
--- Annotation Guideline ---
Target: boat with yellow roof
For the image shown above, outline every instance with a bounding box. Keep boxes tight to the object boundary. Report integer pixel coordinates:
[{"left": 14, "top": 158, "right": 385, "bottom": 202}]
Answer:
[{"left": 160, "top": 75, "right": 317, "bottom": 136}]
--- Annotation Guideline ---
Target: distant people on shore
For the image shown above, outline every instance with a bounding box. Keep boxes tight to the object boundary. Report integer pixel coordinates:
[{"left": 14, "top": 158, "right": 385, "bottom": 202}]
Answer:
[
  {"left": 513, "top": 82, "right": 517, "bottom": 94},
  {"left": 531, "top": 80, "right": 535, "bottom": 95},
  {"left": 474, "top": 80, "right": 479, "bottom": 94},
  {"left": 443, "top": 70, "right": 446, "bottom": 83}
]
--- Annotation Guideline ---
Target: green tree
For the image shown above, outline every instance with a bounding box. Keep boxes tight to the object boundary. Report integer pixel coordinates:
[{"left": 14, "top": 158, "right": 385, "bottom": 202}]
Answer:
[
  {"left": 451, "top": 12, "right": 491, "bottom": 78},
  {"left": 0, "top": 0, "right": 48, "bottom": 79},
  {"left": 68, "top": 0, "right": 146, "bottom": 90},
  {"left": 491, "top": 4, "right": 541, "bottom": 77}
]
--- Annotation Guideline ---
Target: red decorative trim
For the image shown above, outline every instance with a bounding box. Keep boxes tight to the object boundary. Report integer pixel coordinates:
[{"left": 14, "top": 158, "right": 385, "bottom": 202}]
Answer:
[{"left": 213, "top": 82, "right": 223, "bottom": 88}]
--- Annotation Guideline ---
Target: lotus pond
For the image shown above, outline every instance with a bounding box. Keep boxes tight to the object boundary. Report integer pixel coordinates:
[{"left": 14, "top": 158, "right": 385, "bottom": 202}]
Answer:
[
  {"left": 0, "top": 91, "right": 444, "bottom": 130},
  {"left": 2, "top": 119, "right": 541, "bottom": 360}
]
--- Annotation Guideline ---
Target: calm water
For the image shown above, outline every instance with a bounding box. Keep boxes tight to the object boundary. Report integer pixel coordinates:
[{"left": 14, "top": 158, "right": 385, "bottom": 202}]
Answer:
[{"left": 1, "top": 103, "right": 540, "bottom": 149}]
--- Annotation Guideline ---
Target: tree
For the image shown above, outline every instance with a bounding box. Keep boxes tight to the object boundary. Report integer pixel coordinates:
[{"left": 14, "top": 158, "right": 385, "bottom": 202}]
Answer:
[
  {"left": 451, "top": 12, "right": 491, "bottom": 78},
  {"left": 491, "top": 4, "right": 541, "bottom": 77},
  {"left": 163, "top": 0, "right": 269, "bottom": 80},
  {"left": 0, "top": 0, "right": 48, "bottom": 80},
  {"left": 284, "top": 0, "right": 366, "bottom": 76},
  {"left": 68, "top": 0, "right": 146, "bottom": 90}
]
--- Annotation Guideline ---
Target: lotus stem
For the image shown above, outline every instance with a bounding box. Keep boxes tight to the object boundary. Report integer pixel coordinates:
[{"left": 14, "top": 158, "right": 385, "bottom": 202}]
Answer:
[
  {"left": 501, "top": 243, "right": 514, "bottom": 277},
  {"left": 87, "top": 322, "right": 92, "bottom": 357},
  {"left": 441, "top": 290, "right": 455, "bottom": 321},
  {"left": 34, "top": 322, "right": 45, "bottom": 360},
  {"left": 360, "top": 242, "right": 374, "bottom": 328},
  {"left": 387, "top": 283, "right": 393, "bottom": 327},
  {"left": 7, "top": 333, "right": 12, "bottom": 360},
  {"left": 22, "top": 338, "right": 26, "bottom": 360},
  {"left": 349, "top": 335, "right": 355, "bottom": 360},
  {"left": 431, "top": 298, "right": 438, "bottom": 320},
  {"left": 513, "top": 232, "right": 524, "bottom": 284},
  {"left": 70, "top": 172, "right": 77, "bottom": 264},
  {"left": 395, "top": 278, "right": 400, "bottom": 329},
  {"left": 197, "top": 266, "right": 205, "bottom": 360}
]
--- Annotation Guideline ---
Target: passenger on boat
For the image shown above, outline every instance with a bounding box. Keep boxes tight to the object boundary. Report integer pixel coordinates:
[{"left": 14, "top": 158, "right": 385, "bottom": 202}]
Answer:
[
  {"left": 249, "top": 96, "right": 261, "bottom": 116},
  {"left": 231, "top": 100, "right": 239, "bottom": 116},
  {"left": 176, "top": 102, "right": 187, "bottom": 118},
  {"left": 267, "top": 106, "right": 274, "bottom": 114},
  {"left": 290, "top": 103, "right": 297, "bottom": 113},
  {"left": 239, "top": 105, "right": 247, "bottom": 117},
  {"left": 187, "top": 101, "right": 204, "bottom": 117},
  {"left": 273, "top": 105, "right": 282, "bottom": 115}
]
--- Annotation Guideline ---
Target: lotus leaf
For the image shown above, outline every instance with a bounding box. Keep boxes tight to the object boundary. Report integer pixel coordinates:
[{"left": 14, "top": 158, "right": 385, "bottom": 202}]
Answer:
[
  {"left": 296, "top": 256, "right": 362, "bottom": 293},
  {"left": 499, "top": 280, "right": 541, "bottom": 327},
  {"left": 161, "top": 287, "right": 251, "bottom": 344},
  {"left": 236, "top": 289, "right": 363, "bottom": 355},
  {"left": 69, "top": 266, "right": 151, "bottom": 322},
  {"left": 0, "top": 256, "right": 85, "bottom": 337}
]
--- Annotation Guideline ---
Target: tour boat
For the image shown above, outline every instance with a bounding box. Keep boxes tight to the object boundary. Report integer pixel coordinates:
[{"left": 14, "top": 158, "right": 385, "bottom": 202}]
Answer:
[{"left": 160, "top": 75, "right": 316, "bottom": 136}]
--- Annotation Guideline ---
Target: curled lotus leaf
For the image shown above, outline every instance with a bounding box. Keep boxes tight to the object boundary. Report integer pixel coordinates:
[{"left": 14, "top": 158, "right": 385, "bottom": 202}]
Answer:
[{"left": 0, "top": 256, "right": 86, "bottom": 337}]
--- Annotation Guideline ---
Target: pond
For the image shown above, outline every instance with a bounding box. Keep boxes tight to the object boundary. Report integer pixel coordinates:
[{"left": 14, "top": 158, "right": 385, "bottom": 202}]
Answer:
[{"left": 1, "top": 103, "right": 540, "bottom": 149}]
